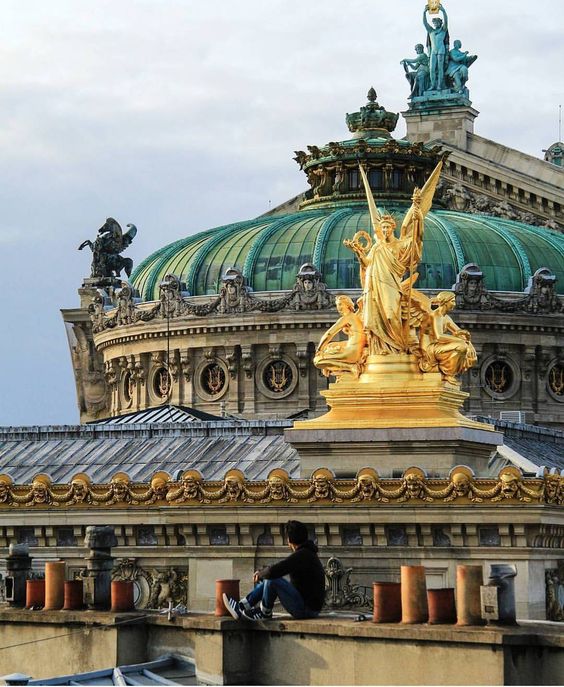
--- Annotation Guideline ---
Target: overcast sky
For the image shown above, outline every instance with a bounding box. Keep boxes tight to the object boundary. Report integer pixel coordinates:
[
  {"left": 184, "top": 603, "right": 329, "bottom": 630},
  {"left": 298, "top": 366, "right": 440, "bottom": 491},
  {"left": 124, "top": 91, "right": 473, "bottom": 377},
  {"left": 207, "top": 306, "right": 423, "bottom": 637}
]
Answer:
[{"left": 0, "top": 0, "right": 562, "bottom": 426}]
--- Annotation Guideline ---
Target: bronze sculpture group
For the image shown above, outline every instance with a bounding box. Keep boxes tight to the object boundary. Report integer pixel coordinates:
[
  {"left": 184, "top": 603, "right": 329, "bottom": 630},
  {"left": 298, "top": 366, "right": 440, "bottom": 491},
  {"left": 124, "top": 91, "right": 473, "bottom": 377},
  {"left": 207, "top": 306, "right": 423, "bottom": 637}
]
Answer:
[
  {"left": 79, "top": 217, "right": 137, "bottom": 279},
  {"left": 401, "top": 3, "right": 477, "bottom": 99}
]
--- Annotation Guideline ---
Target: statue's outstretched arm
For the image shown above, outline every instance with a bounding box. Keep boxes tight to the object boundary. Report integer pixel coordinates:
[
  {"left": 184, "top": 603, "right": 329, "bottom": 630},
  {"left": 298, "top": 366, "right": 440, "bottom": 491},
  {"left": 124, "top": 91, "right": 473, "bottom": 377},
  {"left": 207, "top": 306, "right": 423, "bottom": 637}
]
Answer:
[
  {"left": 318, "top": 317, "right": 346, "bottom": 351},
  {"left": 441, "top": 5, "right": 448, "bottom": 31},
  {"left": 423, "top": 8, "right": 432, "bottom": 32},
  {"left": 344, "top": 238, "right": 369, "bottom": 267}
]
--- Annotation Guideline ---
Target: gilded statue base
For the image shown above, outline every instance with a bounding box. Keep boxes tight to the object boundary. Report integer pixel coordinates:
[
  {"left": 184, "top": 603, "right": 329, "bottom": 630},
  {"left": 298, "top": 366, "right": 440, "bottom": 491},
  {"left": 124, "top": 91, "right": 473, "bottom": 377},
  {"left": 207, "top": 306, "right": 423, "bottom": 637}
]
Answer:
[
  {"left": 296, "top": 354, "right": 489, "bottom": 431},
  {"left": 288, "top": 355, "right": 501, "bottom": 477}
]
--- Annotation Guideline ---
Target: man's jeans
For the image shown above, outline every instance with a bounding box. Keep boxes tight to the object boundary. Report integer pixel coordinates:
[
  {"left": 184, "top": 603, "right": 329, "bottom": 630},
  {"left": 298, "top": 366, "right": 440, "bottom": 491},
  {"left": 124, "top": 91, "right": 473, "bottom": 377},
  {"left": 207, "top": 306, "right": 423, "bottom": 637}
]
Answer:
[{"left": 246, "top": 578, "right": 319, "bottom": 619}]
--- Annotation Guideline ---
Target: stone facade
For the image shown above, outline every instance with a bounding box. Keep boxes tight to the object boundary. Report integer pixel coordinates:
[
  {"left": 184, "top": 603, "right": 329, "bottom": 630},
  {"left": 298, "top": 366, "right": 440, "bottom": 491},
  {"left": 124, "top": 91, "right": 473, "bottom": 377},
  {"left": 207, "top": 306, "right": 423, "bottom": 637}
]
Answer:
[
  {"left": 0, "top": 497, "right": 562, "bottom": 620},
  {"left": 403, "top": 106, "right": 564, "bottom": 232},
  {"left": 62, "top": 264, "right": 564, "bottom": 427}
]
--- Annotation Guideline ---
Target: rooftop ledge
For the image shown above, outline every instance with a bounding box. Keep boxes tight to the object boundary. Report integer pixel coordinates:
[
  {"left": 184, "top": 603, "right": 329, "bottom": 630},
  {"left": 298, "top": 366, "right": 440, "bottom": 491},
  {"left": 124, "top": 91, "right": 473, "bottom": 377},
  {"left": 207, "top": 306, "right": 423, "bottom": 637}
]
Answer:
[
  {"left": 1, "top": 610, "right": 562, "bottom": 685},
  {"left": 0, "top": 608, "right": 562, "bottom": 647}
]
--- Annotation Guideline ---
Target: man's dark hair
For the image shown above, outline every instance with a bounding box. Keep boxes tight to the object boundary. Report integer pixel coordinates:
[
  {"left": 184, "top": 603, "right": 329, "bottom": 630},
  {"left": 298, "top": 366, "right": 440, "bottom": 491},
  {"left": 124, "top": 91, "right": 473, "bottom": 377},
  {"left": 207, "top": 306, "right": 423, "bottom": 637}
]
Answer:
[{"left": 285, "top": 520, "right": 308, "bottom": 545}]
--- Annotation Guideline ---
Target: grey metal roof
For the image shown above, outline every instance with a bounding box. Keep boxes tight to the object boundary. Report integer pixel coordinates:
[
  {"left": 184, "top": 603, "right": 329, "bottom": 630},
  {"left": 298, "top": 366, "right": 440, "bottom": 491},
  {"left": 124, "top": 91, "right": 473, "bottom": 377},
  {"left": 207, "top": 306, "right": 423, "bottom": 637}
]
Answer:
[
  {"left": 479, "top": 417, "right": 564, "bottom": 471},
  {"left": 0, "top": 416, "right": 562, "bottom": 484},
  {"left": 0, "top": 421, "right": 299, "bottom": 482},
  {"left": 26, "top": 654, "right": 196, "bottom": 685},
  {"left": 91, "top": 405, "right": 221, "bottom": 424}
]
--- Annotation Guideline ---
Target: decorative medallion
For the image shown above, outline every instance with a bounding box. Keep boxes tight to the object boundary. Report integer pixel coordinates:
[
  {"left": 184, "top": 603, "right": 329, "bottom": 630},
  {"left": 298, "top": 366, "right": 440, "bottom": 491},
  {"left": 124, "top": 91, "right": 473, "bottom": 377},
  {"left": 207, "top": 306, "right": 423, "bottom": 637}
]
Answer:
[
  {"left": 201, "top": 363, "right": 226, "bottom": 397},
  {"left": 484, "top": 361, "right": 513, "bottom": 395},
  {"left": 256, "top": 357, "right": 299, "bottom": 400},
  {"left": 548, "top": 363, "right": 564, "bottom": 402},
  {"left": 263, "top": 360, "right": 293, "bottom": 394},
  {"left": 154, "top": 367, "right": 171, "bottom": 400}
]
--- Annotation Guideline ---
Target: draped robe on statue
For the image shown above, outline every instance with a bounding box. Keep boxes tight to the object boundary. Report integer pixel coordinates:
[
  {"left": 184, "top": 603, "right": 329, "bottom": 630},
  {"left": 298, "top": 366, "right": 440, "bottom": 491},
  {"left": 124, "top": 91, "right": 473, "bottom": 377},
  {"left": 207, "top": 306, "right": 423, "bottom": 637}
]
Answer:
[{"left": 362, "top": 213, "right": 423, "bottom": 355}]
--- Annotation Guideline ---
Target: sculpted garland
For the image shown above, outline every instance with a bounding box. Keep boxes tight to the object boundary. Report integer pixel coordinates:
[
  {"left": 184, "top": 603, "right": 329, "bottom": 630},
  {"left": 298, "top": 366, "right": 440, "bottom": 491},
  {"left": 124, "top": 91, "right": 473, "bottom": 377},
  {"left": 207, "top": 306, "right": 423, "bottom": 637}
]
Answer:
[
  {"left": 89, "top": 264, "right": 334, "bottom": 334},
  {"left": 0, "top": 466, "right": 560, "bottom": 509}
]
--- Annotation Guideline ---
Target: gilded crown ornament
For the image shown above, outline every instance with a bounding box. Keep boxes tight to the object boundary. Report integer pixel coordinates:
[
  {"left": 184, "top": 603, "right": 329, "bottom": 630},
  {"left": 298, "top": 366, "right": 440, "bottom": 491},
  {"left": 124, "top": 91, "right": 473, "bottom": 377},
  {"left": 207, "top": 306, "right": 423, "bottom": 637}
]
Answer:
[{"left": 345, "top": 88, "right": 399, "bottom": 134}]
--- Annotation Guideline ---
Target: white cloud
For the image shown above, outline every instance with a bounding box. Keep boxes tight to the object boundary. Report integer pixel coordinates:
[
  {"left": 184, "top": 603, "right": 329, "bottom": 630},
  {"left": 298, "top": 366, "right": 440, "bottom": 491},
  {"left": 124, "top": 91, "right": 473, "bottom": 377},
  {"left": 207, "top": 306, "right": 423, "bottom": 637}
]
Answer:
[{"left": 0, "top": 0, "right": 562, "bottom": 424}]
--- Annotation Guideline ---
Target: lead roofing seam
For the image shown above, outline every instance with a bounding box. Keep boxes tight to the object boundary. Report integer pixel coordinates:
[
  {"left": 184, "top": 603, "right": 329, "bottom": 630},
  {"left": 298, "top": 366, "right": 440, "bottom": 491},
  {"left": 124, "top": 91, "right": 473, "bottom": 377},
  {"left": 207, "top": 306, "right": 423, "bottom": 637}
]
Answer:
[
  {"left": 428, "top": 212, "right": 466, "bottom": 275},
  {"left": 185, "top": 217, "right": 268, "bottom": 295},
  {"left": 311, "top": 208, "right": 355, "bottom": 273},
  {"left": 242, "top": 212, "right": 325, "bottom": 289},
  {"left": 461, "top": 213, "right": 533, "bottom": 286}
]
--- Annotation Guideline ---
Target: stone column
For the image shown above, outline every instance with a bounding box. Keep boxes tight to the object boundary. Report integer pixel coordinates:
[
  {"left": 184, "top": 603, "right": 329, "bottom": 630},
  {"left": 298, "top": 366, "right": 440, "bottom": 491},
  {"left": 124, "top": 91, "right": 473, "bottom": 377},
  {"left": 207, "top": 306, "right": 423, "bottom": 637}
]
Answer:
[
  {"left": 402, "top": 105, "right": 479, "bottom": 150},
  {"left": 179, "top": 349, "right": 194, "bottom": 407},
  {"left": 82, "top": 526, "right": 118, "bottom": 611},
  {"left": 225, "top": 346, "right": 240, "bottom": 415},
  {"left": 295, "top": 343, "right": 311, "bottom": 409},
  {"left": 240, "top": 344, "right": 256, "bottom": 414},
  {"left": 5, "top": 544, "right": 32, "bottom": 607}
]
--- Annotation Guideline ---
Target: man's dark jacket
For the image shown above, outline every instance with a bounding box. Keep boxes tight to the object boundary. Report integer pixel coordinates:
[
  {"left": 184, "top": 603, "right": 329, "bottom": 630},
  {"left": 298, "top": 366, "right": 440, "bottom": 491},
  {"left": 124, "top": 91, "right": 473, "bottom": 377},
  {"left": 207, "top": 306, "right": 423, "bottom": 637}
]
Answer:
[{"left": 258, "top": 540, "right": 325, "bottom": 611}]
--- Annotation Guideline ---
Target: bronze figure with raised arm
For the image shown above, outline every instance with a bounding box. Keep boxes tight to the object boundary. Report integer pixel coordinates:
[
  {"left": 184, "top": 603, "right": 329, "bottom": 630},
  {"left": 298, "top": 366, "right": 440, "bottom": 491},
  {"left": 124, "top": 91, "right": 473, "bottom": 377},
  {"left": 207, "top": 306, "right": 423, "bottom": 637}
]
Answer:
[{"left": 423, "top": 3, "right": 449, "bottom": 90}]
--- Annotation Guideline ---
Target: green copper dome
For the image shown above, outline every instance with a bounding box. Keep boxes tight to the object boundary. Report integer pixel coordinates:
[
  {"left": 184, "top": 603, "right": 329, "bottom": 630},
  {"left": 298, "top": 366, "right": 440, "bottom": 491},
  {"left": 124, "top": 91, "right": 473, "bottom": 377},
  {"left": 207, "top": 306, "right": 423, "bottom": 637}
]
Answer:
[
  {"left": 131, "top": 206, "right": 564, "bottom": 300},
  {"left": 131, "top": 92, "right": 564, "bottom": 302}
]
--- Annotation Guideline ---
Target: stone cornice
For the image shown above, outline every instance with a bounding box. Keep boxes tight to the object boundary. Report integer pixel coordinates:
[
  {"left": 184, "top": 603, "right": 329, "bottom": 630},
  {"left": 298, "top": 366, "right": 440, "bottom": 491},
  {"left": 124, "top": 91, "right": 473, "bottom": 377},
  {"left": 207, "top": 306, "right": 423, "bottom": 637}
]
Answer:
[{"left": 92, "top": 292, "right": 564, "bottom": 351}]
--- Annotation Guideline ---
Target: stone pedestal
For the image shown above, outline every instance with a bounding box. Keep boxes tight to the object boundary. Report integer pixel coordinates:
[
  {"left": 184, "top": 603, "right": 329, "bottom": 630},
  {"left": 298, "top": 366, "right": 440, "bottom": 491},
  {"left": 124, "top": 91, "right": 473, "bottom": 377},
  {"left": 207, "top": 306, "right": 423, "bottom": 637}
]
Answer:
[
  {"left": 5, "top": 544, "right": 32, "bottom": 607},
  {"left": 287, "top": 354, "right": 502, "bottom": 477},
  {"left": 402, "top": 104, "right": 479, "bottom": 150},
  {"left": 285, "top": 425, "right": 502, "bottom": 477}
]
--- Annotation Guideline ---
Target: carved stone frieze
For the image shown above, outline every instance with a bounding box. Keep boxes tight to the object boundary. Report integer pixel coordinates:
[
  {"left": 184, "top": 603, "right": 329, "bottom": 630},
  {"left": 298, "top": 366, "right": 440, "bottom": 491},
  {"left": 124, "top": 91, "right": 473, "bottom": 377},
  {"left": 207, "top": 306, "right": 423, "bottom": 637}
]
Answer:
[
  {"left": 324, "top": 556, "right": 373, "bottom": 611},
  {"left": 112, "top": 558, "right": 188, "bottom": 609},
  {"left": 546, "top": 561, "right": 564, "bottom": 622},
  {"left": 435, "top": 180, "right": 563, "bottom": 232},
  {"left": 69, "top": 321, "right": 107, "bottom": 416},
  {"left": 454, "top": 264, "right": 563, "bottom": 313},
  {"left": 0, "top": 465, "right": 556, "bottom": 510},
  {"left": 89, "top": 265, "right": 336, "bottom": 334},
  {"left": 291, "top": 264, "right": 333, "bottom": 310},
  {"left": 89, "top": 258, "right": 562, "bottom": 339}
]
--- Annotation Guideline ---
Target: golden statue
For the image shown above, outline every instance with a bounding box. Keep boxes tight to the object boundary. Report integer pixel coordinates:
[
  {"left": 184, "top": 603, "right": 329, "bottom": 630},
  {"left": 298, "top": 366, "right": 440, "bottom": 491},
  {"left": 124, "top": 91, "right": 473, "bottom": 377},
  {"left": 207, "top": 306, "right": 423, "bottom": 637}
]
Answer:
[
  {"left": 314, "top": 295, "right": 366, "bottom": 379},
  {"left": 300, "top": 160, "right": 489, "bottom": 431},
  {"left": 338, "top": 161, "right": 442, "bottom": 364},
  {"left": 419, "top": 291, "right": 477, "bottom": 384}
]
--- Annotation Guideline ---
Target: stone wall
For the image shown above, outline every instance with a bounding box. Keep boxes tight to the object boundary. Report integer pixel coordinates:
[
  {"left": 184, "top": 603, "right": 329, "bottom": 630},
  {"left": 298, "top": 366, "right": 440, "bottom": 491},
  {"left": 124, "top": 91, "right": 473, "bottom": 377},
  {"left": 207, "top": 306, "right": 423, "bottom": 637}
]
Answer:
[
  {"left": 0, "top": 611, "right": 562, "bottom": 685},
  {"left": 62, "top": 287, "right": 564, "bottom": 427},
  {"left": 0, "top": 499, "right": 562, "bottom": 619}
]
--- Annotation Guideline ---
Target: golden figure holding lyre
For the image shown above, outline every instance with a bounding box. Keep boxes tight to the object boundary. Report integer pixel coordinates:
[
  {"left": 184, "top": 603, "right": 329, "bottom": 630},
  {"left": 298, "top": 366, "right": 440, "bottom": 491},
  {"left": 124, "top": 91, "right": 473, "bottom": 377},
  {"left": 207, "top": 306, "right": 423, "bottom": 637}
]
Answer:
[{"left": 313, "top": 160, "right": 476, "bottom": 386}]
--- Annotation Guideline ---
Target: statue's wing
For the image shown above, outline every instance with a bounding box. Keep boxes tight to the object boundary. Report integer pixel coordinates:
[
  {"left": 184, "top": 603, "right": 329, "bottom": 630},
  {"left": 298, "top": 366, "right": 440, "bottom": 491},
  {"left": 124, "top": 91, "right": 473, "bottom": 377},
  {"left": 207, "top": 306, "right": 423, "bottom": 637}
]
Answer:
[
  {"left": 125, "top": 224, "right": 137, "bottom": 240},
  {"left": 359, "top": 165, "right": 382, "bottom": 240},
  {"left": 401, "top": 284, "right": 431, "bottom": 328},
  {"left": 400, "top": 160, "right": 443, "bottom": 240}
]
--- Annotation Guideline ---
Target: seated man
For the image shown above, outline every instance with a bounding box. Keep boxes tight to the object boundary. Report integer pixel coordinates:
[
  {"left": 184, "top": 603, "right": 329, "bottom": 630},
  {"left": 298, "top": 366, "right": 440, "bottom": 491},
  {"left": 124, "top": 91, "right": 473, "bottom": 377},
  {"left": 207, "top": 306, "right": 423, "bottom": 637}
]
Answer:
[{"left": 223, "top": 520, "right": 325, "bottom": 621}]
